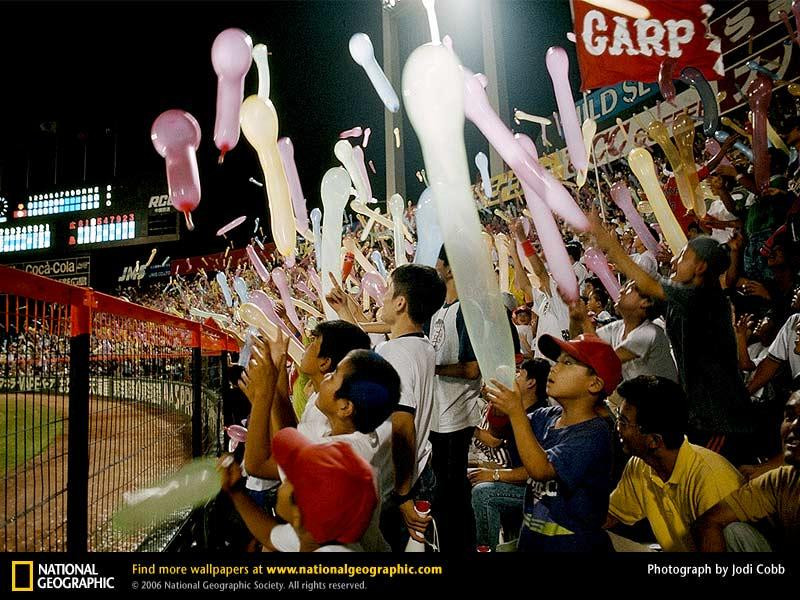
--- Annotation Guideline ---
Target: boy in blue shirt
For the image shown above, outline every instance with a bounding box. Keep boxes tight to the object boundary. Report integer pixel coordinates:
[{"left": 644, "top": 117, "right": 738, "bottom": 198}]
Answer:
[{"left": 485, "top": 334, "right": 621, "bottom": 552}]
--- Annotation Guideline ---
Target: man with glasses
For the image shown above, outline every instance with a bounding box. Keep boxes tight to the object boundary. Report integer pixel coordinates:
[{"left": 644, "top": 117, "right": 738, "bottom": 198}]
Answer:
[{"left": 605, "top": 376, "right": 745, "bottom": 552}]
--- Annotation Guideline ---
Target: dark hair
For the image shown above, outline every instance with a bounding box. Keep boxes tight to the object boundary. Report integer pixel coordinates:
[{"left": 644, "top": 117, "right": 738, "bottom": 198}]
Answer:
[
  {"left": 590, "top": 284, "right": 610, "bottom": 310},
  {"left": 519, "top": 358, "right": 551, "bottom": 407},
  {"left": 617, "top": 375, "right": 688, "bottom": 449},
  {"left": 391, "top": 263, "right": 446, "bottom": 325},
  {"left": 438, "top": 245, "right": 449, "bottom": 266},
  {"left": 311, "top": 320, "right": 371, "bottom": 372},
  {"left": 335, "top": 349, "right": 401, "bottom": 433},
  {"left": 565, "top": 241, "right": 583, "bottom": 262}
]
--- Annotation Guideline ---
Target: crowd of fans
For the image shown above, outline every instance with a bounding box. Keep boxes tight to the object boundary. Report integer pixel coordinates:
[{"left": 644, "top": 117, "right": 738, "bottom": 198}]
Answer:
[{"left": 107, "top": 89, "right": 800, "bottom": 554}]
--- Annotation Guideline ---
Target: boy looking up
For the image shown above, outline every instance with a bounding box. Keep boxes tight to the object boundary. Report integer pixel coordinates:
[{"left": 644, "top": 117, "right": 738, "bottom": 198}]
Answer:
[{"left": 485, "top": 334, "right": 622, "bottom": 552}]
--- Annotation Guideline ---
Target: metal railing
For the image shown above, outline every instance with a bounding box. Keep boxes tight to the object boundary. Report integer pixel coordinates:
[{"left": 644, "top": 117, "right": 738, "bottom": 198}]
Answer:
[{"left": 0, "top": 266, "right": 237, "bottom": 552}]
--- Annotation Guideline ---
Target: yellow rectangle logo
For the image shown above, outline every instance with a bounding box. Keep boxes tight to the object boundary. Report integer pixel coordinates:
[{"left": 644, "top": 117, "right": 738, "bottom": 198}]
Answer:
[{"left": 11, "top": 561, "right": 34, "bottom": 592}]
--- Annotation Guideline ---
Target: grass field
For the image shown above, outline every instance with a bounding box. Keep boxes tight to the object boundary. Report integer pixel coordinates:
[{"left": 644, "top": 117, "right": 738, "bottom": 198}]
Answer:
[{"left": 0, "top": 399, "right": 64, "bottom": 474}]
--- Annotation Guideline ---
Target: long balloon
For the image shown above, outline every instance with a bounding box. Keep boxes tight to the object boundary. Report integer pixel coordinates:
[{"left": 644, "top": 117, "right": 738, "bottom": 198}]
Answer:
[
  {"left": 233, "top": 276, "right": 249, "bottom": 305},
  {"left": 239, "top": 301, "right": 303, "bottom": 363},
  {"left": 628, "top": 148, "right": 687, "bottom": 254},
  {"left": 211, "top": 29, "right": 253, "bottom": 161},
  {"left": 277, "top": 137, "right": 312, "bottom": 239},
  {"left": 609, "top": 182, "right": 660, "bottom": 256},
  {"left": 584, "top": 247, "right": 621, "bottom": 303},
  {"left": 412, "top": 187, "right": 444, "bottom": 268},
  {"left": 353, "top": 146, "right": 373, "bottom": 203},
  {"left": 475, "top": 152, "right": 493, "bottom": 198},
  {"left": 371, "top": 250, "right": 389, "bottom": 278},
  {"left": 747, "top": 73, "right": 773, "bottom": 193},
  {"left": 515, "top": 133, "right": 579, "bottom": 302},
  {"left": 495, "top": 233, "right": 510, "bottom": 293},
  {"left": 403, "top": 42, "right": 515, "bottom": 387},
  {"left": 679, "top": 67, "right": 719, "bottom": 136},
  {"left": 271, "top": 267, "right": 303, "bottom": 333},
  {"left": 349, "top": 33, "right": 400, "bottom": 112},
  {"left": 389, "top": 193, "right": 407, "bottom": 266},
  {"left": 545, "top": 47, "right": 588, "bottom": 174},
  {"left": 240, "top": 96, "right": 296, "bottom": 257},
  {"left": 252, "top": 43, "right": 270, "bottom": 101},
  {"left": 310, "top": 208, "right": 323, "bottom": 272},
  {"left": 247, "top": 244, "right": 271, "bottom": 283},
  {"left": 672, "top": 113, "right": 704, "bottom": 217},
  {"left": 461, "top": 67, "right": 588, "bottom": 231},
  {"left": 216, "top": 272, "right": 234, "bottom": 307},
  {"left": 320, "top": 167, "right": 352, "bottom": 320},
  {"left": 334, "top": 140, "right": 370, "bottom": 204},
  {"left": 248, "top": 291, "right": 295, "bottom": 339},
  {"left": 647, "top": 120, "right": 694, "bottom": 211},
  {"left": 150, "top": 110, "right": 202, "bottom": 231},
  {"left": 714, "top": 130, "right": 754, "bottom": 162},
  {"left": 216, "top": 215, "right": 247, "bottom": 237}
]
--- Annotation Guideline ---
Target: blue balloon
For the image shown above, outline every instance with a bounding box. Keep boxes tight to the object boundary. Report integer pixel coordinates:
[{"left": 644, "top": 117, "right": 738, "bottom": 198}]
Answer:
[{"left": 680, "top": 67, "right": 719, "bottom": 136}]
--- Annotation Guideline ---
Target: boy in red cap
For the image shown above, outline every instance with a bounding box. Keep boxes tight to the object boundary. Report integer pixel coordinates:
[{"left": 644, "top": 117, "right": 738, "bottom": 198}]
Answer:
[
  {"left": 485, "top": 334, "right": 622, "bottom": 552},
  {"left": 219, "top": 428, "right": 377, "bottom": 552}
]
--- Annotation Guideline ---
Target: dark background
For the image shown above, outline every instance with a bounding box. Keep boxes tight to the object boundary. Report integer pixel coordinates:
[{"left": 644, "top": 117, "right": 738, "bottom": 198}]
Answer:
[{"left": 0, "top": 0, "right": 577, "bottom": 289}]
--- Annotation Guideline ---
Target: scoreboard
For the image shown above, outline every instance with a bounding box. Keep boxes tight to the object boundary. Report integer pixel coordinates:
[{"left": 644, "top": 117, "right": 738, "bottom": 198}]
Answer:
[{"left": 0, "top": 178, "right": 180, "bottom": 257}]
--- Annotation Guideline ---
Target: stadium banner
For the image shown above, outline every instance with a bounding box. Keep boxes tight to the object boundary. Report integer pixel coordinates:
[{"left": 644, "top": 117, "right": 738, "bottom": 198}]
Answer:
[{"left": 571, "top": 0, "right": 724, "bottom": 91}]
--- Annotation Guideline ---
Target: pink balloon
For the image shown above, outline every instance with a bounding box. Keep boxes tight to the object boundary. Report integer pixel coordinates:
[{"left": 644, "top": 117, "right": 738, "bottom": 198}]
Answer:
[
  {"left": 249, "top": 290, "right": 295, "bottom": 338},
  {"left": 247, "top": 244, "right": 271, "bottom": 283},
  {"left": 271, "top": 267, "right": 303, "bottom": 332},
  {"left": 462, "top": 70, "right": 588, "bottom": 231},
  {"left": 151, "top": 109, "right": 202, "bottom": 231},
  {"left": 584, "top": 247, "right": 621, "bottom": 303},
  {"left": 308, "top": 267, "right": 324, "bottom": 301},
  {"left": 362, "top": 127, "right": 372, "bottom": 148},
  {"left": 545, "top": 47, "right": 588, "bottom": 173},
  {"left": 216, "top": 215, "right": 247, "bottom": 237},
  {"left": 516, "top": 134, "right": 579, "bottom": 302},
  {"left": 609, "top": 182, "right": 660, "bottom": 256},
  {"left": 339, "top": 126, "right": 363, "bottom": 139},
  {"left": 295, "top": 280, "right": 318, "bottom": 302},
  {"left": 361, "top": 272, "right": 387, "bottom": 306},
  {"left": 747, "top": 73, "right": 773, "bottom": 193},
  {"left": 225, "top": 425, "right": 247, "bottom": 443},
  {"left": 353, "top": 146, "right": 373, "bottom": 203},
  {"left": 704, "top": 139, "right": 733, "bottom": 168},
  {"left": 277, "top": 137, "right": 311, "bottom": 237},
  {"left": 658, "top": 57, "right": 678, "bottom": 102},
  {"left": 211, "top": 28, "right": 253, "bottom": 161},
  {"left": 284, "top": 252, "right": 296, "bottom": 269}
]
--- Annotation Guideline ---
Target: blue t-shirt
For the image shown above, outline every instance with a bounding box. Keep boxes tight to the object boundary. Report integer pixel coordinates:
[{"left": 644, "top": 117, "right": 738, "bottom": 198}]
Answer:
[{"left": 518, "top": 406, "right": 613, "bottom": 552}]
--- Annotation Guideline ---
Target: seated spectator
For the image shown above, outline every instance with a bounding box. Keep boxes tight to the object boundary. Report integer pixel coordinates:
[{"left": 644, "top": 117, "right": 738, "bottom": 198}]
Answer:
[
  {"left": 469, "top": 358, "right": 551, "bottom": 550},
  {"left": 584, "top": 283, "right": 615, "bottom": 327},
  {"left": 513, "top": 306, "right": 535, "bottom": 359},
  {"left": 746, "top": 311, "right": 800, "bottom": 396},
  {"left": 570, "top": 281, "right": 678, "bottom": 383},
  {"left": 693, "top": 390, "right": 800, "bottom": 552},
  {"left": 219, "top": 428, "right": 378, "bottom": 552},
  {"left": 605, "top": 376, "right": 744, "bottom": 552},
  {"left": 485, "top": 334, "right": 621, "bottom": 552}
]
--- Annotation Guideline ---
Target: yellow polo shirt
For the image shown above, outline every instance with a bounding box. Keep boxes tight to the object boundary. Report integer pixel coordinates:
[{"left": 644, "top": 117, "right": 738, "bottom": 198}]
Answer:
[
  {"left": 609, "top": 439, "right": 744, "bottom": 552},
  {"left": 724, "top": 466, "right": 800, "bottom": 552}
]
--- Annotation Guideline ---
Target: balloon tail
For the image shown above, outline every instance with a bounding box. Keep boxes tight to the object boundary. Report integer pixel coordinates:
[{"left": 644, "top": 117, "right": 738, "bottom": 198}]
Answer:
[
  {"left": 218, "top": 147, "right": 228, "bottom": 164},
  {"left": 184, "top": 211, "right": 195, "bottom": 231}
]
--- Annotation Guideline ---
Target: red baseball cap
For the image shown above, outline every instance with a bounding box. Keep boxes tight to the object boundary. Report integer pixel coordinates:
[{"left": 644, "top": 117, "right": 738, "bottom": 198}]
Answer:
[
  {"left": 272, "top": 428, "right": 377, "bottom": 544},
  {"left": 538, "top": 334, "right": 622, "bottom": 395}
]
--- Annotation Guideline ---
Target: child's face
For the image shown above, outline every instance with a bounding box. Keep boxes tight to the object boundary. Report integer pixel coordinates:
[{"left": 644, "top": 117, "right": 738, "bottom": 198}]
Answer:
[
  {"left": 316, "top": 355, "right": 354, "bottom": 418},
  {"left": 516, "top": 311, "right": 531, "bottom": 325},
  {"left": 546, "top": 352, "right": 599, "bottom": 401},
  {"left": 586, "top": 292, "right": 604, "bottom": 314},
  {"left": 299, "top": 334, "right": 323, "bottom": 377}
]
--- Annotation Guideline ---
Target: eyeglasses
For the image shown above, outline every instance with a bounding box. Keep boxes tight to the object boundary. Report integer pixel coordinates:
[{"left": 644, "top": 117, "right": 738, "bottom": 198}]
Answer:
[{"left": 614, "top": 407, "right": 642, "bottom": 431}]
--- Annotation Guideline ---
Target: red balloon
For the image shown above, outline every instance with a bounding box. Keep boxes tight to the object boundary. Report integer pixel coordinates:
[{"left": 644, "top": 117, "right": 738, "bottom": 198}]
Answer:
[{"left": 747, "top": 73, "right": 773, "bottom": 193}]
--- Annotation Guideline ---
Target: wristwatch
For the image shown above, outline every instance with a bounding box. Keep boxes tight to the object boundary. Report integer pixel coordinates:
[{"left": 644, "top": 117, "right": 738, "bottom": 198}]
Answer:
[
  {"left": 391, "top": 490, "right": 414, "bottom": 505},
  {"left": 492, "top": 469, "right": 500, "bottom": 482}
]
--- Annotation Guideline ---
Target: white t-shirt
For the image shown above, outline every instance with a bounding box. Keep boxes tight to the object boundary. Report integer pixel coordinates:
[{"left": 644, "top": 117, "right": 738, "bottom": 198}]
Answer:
[
  {"left": 630, "top": 251, "right": 658, "bottom": 277},
  {"left": 745, "top": 342, "right": 769, "bottom": 400},
  {"left": 278, "top": 423, "right": 391, "bottom": 553},
  {"left": 573, "top": 261, "right": 589, "bottom": 286},
  {"left": 707, "top": 199, "right": 738, "bottom": 244},
  {"left": 597, "top": 319, "right": 678, "bottom": 382},
  {"left": 374, "top": 335, "right": 437, "bottom": 485},
  {"left": 429, "top": 302, "right": 482, "bottom": 433},
  {"left": 532, "top": 278, "right": 570, "bottom": 359},
  {"left": 767, "top": 313, "right": 800, "bottom": 378},
  {"left": 516, "top": 324, "right": 534, "bottom": 355},
  {"left": 298, "top": 391, "right": 330, "bottom": 438}
]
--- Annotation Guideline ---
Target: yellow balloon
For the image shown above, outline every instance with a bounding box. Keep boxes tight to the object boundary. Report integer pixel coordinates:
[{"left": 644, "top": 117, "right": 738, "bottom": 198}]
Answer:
[
  {"left": 240, "top": 96, "right": 296, "bottom": 257},
  {"left": 628, "top": 148, "right": 687, "bottom": 254},
  {"left": 647, "top": 120, "right": 694, "bottom": 211},
  {"left": 672, "top": 114, "right": 705, "bottom": 217},
  {"left": 577, "top": 118, "right": 597, "bottom": 189},
  {"left": 720, "top": 117, "right": 752, "bottom": 141}
]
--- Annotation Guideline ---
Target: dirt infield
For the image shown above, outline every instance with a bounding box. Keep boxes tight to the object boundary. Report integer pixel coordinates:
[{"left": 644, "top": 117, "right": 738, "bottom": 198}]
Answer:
[{"left": 1, "top": 393, "right": 192, "bottom": 552}]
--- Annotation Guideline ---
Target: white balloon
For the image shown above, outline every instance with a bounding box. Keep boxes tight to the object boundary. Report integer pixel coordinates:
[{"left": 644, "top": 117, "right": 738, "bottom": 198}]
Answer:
[
  {"left": 389, "top": 193, "right": 407, "bottom": 266},
  {"left": 475, "top": 152, "right": 493, "bottom": 198},
  {"left": 252, "top": 43, "right": 270, "bottom": 100},
  {"left": 412, "top": 187, "right": 443, "bottom": 267},
  {"left": 403, "top": 43, "right": 515, "bottom": 387},
  {"left": 320, "top": 167, "right": 352, "bottom": 320},
  {"left": 349, "top": 33, "right": 400, "bottom": 112}
]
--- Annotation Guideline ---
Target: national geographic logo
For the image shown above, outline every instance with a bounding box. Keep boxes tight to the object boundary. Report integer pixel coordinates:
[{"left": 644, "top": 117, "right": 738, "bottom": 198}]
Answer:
[{"left": 11, "top": 561, "right": 115, "bottom": 591}]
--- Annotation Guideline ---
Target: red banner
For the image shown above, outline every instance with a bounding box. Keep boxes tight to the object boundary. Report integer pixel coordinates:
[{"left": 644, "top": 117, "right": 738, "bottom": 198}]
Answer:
[{"left": 572, "top": 0, "right": 724, "bottom": 91}]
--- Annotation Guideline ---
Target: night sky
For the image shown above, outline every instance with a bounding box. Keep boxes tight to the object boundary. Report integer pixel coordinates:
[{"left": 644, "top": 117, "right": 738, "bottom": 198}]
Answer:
[{"left": 0, "top": 0, "right": 577, "bottom": 290}]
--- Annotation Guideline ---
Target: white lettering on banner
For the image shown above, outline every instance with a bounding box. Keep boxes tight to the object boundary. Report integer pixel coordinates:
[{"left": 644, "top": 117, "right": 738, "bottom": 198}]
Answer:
[
  {"left": 583, "top": 11, "right": 697, "bottom": 58},
  {"left": 118, "top": 265, "right": 145, "bottom": 282},
  {"left": 724, "top": 7, "right": 755, "bottom": 44}
]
